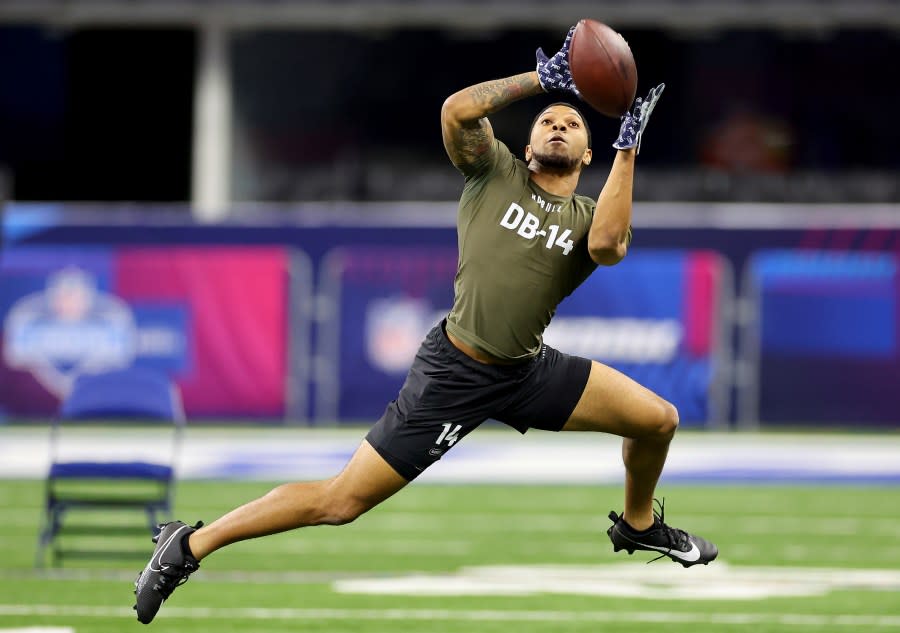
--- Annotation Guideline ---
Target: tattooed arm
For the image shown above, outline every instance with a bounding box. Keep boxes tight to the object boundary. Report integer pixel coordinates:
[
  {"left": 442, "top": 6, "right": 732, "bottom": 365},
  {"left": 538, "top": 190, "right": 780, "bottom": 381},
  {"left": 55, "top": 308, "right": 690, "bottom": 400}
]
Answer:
[{"left": 441, "top": 71, "right": 544, "bottom": 172}]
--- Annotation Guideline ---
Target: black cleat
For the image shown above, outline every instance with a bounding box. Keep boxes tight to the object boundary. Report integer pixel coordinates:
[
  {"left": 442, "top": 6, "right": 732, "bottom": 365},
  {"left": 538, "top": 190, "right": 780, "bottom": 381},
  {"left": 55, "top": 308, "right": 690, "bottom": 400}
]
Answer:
[
  {"left": 134, "top": 520, "right": 203, "bottom": 624},
  {"left": 607, "top": 499, "right": 717, "bottom": 567}
]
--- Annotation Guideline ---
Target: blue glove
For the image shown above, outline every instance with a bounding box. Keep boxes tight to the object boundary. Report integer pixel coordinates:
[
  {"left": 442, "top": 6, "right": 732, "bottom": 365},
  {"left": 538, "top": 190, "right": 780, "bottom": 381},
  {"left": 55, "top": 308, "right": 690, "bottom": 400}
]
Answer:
[
  {"left": 613, "top": 83, "right": 665, "bottom": 154},
  {"left": 536, "top": 26, "right": 581, "bottom": 98}
]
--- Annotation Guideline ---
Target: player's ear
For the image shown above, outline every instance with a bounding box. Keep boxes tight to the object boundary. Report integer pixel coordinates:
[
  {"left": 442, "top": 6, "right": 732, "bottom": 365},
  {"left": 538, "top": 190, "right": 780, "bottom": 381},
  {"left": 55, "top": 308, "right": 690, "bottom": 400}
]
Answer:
[
  {"left": 524, "top": 145, "right": 533, "bottom": 161},
  {"left": 582, "top": 148, "right": 592, "bottom": 166}
]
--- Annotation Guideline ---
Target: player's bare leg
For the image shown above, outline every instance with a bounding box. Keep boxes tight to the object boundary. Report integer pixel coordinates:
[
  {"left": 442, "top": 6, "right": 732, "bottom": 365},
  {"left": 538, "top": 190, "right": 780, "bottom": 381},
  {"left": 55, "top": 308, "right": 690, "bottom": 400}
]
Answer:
[
  {"left": 562, "top": 361, "right": 676, "bottom": 528},
  {"left": 134, "top": 440, "right": 408, "bottom": 623},
  {"left": 562, "top": 361, "right": 717, "bottom": 566},
  {"left": 188, "top": 440, "right": 407, "bottom": 559}
]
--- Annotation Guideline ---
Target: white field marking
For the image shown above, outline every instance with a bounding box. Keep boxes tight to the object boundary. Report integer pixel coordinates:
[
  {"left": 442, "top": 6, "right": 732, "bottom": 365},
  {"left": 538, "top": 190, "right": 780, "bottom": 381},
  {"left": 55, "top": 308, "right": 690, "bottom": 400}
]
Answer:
[
  {"left": 282, "top": 537, "right": 611, "bottom": 559},
  {"left": 357, "top": 512, "right": 900, "bottom": 537},
  {"left": 1, "top": 568, "right": 399, "bottom": 584},
  {"left": 239, "top": 530, "right": 612, "bottom": 560},
  {"left": 10, "top": 511, "right": 900, "bottom": 536},
  {"left": 694, "top": 543, "right": 900, "bottom": 564},
  {"left": 10, "top": 543, "right": 898, "bottom": 588},
  {"left": 708, "top": 515, "right": 900, "bottom": 537},
  {"left": 1, "top": 604, "right": 899, "bottom": 628},
  {"left": 0, "top": 629, "right": 74, "bottom": 633},
  {"left": 271, "top": 538, "right": 472, "bottom": 555},
  {"left": 281, "top": 537, "right": 540, "bottom": 556},
  {"left": 775, "top": 544, "right": 900, "bottom": 562},
  {"left": 334, "top": 562, "right": 900, "bottom": 601},
  {"left": 8, "top": 534, "right": 473, "bottom": 558}
]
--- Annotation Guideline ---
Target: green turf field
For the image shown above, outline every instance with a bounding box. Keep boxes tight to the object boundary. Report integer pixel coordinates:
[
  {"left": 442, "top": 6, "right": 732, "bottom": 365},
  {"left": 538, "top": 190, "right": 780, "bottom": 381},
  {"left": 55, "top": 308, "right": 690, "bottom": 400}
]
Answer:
[{"left": 2, "top": 480, "right": 899, "bottom": 632}]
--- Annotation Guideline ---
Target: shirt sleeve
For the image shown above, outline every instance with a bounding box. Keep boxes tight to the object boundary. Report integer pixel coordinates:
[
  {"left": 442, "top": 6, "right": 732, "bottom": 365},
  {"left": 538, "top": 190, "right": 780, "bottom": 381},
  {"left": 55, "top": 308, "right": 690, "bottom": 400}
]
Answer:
[{"left": 460, "top": 139, "right": 516, "bottom": 183}]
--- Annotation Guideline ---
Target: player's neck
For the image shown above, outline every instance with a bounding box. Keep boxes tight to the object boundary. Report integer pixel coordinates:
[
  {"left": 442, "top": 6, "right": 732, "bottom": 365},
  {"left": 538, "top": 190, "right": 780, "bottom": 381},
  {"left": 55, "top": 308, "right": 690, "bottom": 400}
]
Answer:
[{"left": 527, "top": 169, "right": 579, "bottom": 198}]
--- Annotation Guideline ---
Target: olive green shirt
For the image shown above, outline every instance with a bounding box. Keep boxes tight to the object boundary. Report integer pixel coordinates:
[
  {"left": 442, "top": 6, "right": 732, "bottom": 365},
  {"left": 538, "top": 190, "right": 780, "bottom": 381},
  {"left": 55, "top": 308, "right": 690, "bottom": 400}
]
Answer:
[{"left": 446, "top": 139, "right": 599, "bottom": 361}]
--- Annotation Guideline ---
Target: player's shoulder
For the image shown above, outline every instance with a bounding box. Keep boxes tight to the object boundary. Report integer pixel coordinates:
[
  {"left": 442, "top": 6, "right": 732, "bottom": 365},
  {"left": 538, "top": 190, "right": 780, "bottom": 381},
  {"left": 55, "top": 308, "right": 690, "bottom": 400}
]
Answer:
[
  {"left": 493, "top": 139, "right": 526, "bottom": 178},
  {"left": 573, "top": 193, "right": 597, "bottom": 213},
  {"left": 465, "top": 139, "right": 528, "bottom": 186}
]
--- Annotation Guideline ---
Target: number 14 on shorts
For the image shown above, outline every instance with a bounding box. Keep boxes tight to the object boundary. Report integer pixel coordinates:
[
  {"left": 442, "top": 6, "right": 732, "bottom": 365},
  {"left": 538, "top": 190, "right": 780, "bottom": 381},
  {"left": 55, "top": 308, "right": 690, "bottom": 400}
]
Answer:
[{"left": 436, "top": 423, "right": 462, "bottom": 446}]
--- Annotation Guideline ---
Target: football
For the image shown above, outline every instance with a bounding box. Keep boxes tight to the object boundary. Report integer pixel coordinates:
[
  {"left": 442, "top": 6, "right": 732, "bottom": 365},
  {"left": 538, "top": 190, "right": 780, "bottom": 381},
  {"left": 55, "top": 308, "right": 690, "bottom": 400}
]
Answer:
[{"left": 568, "top": 19, "right": 638, "bottom": 118}]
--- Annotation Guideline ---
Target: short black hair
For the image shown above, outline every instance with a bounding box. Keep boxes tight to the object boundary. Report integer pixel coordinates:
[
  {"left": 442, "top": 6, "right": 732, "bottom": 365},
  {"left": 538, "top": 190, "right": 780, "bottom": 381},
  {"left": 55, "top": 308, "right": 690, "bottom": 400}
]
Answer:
[{"left": 529, "top": 101, "right": 592, "bottom": 148}]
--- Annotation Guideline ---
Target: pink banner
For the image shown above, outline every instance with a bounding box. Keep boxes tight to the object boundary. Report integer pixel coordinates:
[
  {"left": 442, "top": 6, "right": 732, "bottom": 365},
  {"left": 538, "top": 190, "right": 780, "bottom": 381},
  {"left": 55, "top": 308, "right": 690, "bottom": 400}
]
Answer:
[{"left": 114, "top": 247, "right": 288, "bottom": 417}]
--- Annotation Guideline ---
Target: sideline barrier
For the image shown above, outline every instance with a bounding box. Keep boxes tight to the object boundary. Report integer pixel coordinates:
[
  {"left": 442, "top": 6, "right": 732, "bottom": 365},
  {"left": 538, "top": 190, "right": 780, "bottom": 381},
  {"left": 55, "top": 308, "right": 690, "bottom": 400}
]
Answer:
[
  {"left": 4, "top": 202, "right": 900, "bottom": 427},
  {"left": 0, "top": 246, "right": 307, "bottom": 420},
  {"left": 739, "top": 250, "right": 898, "bottom": 426},
  {"left": 546, "top": 250, "right": 733, "bottom": 426},
  {"left": 316, "top": 247, "right": 732, "bottom": 427},
  {"left": 316, "top": 247, "right": 457, "bottom": 422}
]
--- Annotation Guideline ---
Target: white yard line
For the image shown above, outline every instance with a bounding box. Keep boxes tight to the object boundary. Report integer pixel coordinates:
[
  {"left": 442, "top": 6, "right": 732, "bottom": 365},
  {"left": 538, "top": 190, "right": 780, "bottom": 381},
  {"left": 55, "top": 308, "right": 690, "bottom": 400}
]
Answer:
[
  {"left": 0, "top": 604, "right": 899, "bottom": 628},
  {"left": 0, "top": 628, "right": 74, "bottom": 633},
  {"left": 10, "top": 562, "right": 900, "bottom": 587},
  {"left": 6, "top": 512, "right": 900, "bottom": 538}
]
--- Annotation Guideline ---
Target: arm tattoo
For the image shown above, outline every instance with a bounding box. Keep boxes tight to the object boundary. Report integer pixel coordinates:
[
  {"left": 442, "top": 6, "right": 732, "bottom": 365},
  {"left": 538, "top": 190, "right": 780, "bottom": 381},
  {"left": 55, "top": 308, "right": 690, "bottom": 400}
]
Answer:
[
  {"left": 450, "top": 120, "right": 492, "bottom": 166},
  {"left": 467, "top": 74, "right": 536, "bottom": 112},
  {"left": 445, "top": 73, "right": 540, "bottom": 168}
]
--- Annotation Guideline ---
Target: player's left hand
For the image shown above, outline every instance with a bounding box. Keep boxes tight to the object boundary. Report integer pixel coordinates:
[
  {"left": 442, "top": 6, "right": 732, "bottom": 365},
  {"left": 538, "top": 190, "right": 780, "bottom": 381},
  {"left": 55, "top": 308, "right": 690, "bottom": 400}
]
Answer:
[
  {"left": 536, "top": 26, "right": 581, "bottom": 98},
  {"left": 613, "top": 83, "right": 665, "bottom": 154}
]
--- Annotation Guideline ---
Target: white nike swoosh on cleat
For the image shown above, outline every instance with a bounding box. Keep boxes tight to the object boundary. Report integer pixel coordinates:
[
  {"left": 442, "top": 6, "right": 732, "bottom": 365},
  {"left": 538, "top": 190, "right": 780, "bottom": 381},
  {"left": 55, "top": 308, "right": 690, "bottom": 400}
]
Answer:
[
  {"left": 148, "top": 526, "right": 189, "bottom": 572},
  {"left": 642, "top": 541, "right": 701, "bottom": 563}
]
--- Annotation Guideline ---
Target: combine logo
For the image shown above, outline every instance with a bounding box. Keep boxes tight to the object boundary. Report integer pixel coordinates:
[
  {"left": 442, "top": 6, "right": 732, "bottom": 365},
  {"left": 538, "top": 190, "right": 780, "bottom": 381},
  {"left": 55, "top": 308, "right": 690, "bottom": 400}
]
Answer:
[
  {"left": 3, "top": 267, "right": 136, "bottom": 397},
  {"left": 365, "top": 297, "right": 446, "bottom": 374}
]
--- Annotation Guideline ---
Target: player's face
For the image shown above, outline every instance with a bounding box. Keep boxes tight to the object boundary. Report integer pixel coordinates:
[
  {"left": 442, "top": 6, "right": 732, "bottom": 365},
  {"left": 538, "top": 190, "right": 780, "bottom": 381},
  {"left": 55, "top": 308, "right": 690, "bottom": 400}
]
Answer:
[{"left": 526, "top": 105, "right": 591, "bottom": 171}]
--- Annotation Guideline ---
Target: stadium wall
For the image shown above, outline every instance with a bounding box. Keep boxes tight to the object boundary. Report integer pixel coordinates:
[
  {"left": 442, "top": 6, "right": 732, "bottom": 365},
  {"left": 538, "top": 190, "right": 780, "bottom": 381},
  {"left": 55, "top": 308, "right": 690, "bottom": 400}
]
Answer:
[{"left": 2, "top": 202, "right": 898, "bottom": 428}]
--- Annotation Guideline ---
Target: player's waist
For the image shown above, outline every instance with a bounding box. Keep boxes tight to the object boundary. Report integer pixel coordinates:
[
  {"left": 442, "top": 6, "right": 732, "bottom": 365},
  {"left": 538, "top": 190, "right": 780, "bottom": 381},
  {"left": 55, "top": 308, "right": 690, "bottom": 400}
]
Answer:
[
  {"left": 444, "top": 318, "right": 541, "bottom": 365},
  {"left": 445, "top": 330, "right": 518, "bottom": 365}
]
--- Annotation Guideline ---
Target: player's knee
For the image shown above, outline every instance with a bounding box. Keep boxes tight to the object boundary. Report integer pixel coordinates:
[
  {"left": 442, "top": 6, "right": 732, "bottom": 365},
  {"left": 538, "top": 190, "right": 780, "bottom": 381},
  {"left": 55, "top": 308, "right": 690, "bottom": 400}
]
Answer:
[
  {"left": 318, "top": 483, "right": 372, "bottom": 526},
  {"left": 636, "top": 398, "right": 678, "bottom": 440},
  {"left": 326, "top": 497, "right": 371, "bottom": 525},
  {"left": 655, "top": 399, "right": 679, "bottom": 439}
]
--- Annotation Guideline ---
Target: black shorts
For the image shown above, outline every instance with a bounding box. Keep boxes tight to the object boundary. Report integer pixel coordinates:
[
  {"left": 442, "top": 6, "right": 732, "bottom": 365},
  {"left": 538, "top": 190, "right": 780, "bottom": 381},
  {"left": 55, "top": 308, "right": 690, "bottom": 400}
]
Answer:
[{"left": 365, "top": 320, "right": 592, "bottom": 480}]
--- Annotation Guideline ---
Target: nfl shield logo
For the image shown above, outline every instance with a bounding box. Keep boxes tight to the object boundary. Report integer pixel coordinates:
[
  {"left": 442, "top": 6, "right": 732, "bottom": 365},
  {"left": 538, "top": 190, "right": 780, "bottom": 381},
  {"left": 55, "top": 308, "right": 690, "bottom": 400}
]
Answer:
[{"left": 365, "top": 297, "right": 436, "bottom": 374}]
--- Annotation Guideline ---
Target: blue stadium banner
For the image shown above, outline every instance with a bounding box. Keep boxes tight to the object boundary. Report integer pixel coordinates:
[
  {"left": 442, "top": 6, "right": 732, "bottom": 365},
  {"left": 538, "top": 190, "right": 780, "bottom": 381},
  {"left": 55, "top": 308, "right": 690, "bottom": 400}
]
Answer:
[
  {"left": 318, "top": 247, "right": 729, "bottom": 426},
  {"left": 747, "top": 250, "right": 898, "bottom": 425},
  {"left": 545, "top": 250, "right": 730, "bottom": 425},
  {"left": 317, "top": 247, "right": 457, "bottom": 421}
]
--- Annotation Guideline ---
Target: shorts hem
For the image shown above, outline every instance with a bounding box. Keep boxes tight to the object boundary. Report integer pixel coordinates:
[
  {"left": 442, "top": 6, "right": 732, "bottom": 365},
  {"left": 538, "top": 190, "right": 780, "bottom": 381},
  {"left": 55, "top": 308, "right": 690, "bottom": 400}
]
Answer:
[
  {"left": 552, "top": 354, "right": 592, "bottom": 431},
  {"left": 366, "top": 436, "right": 422, "bottom": 482}
]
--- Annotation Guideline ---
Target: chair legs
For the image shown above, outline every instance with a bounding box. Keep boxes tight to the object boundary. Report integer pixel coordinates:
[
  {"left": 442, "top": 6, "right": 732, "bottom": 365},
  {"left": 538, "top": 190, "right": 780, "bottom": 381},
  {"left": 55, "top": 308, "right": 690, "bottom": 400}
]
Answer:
[
  {"left": 35, "top": 504, "right": 64, "bottom": 568},
  {"left": 34, "top": 499, "right": 172, "bottom": 567}
]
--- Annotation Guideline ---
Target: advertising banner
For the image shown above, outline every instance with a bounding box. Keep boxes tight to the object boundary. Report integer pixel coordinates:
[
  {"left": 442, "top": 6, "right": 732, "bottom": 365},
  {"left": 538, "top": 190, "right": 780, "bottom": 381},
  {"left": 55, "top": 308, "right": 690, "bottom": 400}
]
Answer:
[
  {"left": 0, "top": 246, "right": 292, "bottom": 419},
  {"left": 317, "top": 247, "right": 457, "bottom": 421},
  {"left": 318, "top": 247, "right": 728, "bottom": 425},
  {"left": 544, "top": 250, "right": 729, "bottom": 425},
  {"left": 8, "top": 202, "right": 897, "bottom": 427},
  {"left": 745, "top": 250, "right": 898, "bottom": 424}
]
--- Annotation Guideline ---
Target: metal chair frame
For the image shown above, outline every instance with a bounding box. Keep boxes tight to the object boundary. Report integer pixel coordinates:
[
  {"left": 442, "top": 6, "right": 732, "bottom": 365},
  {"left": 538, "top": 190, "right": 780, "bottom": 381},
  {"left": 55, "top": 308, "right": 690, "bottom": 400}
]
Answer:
[{"left": 35, "top": 369, "right": 185, "bottom": 567}]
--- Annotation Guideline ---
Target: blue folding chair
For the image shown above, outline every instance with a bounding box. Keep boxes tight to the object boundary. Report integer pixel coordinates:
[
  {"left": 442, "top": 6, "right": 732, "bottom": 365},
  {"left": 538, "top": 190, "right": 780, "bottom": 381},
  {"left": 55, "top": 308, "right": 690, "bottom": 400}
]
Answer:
[{"left": 36, "top": 367, "right": 185, "bottom": 567}]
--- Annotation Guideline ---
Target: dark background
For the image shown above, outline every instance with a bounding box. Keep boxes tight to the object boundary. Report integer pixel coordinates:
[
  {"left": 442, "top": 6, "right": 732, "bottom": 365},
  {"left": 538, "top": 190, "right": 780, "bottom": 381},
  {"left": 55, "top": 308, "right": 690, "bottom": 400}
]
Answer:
[{"left": 1, "top": 22, "right": 898, "bottom": 202}]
